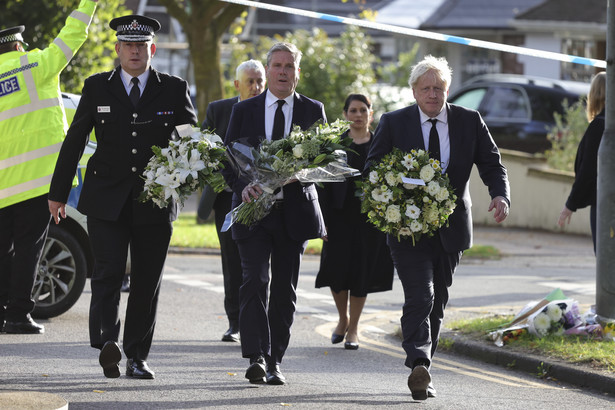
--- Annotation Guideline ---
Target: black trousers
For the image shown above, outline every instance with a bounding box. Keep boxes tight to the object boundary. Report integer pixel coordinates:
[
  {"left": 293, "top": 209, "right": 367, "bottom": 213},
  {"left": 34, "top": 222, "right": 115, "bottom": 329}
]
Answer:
[
  {"left": 213, "top": 191, "right": 242, "bottom": 325},
  {"left": 387, "top": 233, "right": 462, "bottom": 369},
  {"left": 87, "top": 201, "right": 172, "bottom": 361},
  {"left": 0, "top": 194, "right": 51, "bottom": 321},
  {"left": 236, "top": 208, "right": 307, "bottom": 365}
]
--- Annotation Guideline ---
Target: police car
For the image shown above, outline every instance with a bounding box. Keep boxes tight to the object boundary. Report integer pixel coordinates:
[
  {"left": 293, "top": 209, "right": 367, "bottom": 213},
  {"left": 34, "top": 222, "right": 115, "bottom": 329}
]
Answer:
[{"left": 31, "top": 93, "right": 131, "bottom": 319}]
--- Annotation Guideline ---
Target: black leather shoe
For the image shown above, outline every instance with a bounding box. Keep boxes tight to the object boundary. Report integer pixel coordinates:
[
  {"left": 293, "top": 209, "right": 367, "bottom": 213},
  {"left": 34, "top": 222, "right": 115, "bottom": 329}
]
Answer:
[
  {"left": 0, "top": 320, "right": 4, "bottom": 333},
  {"left": 266, "top": 364, "right": 286, "bottom": 385},
  {"left": 331, "top": 332, "right": 344, "bottom": 344},
  {"left": 99, "top": 341, "right": 121, "bottom": 378},
  {"left": 344, "top": 341, "right": 359, "bottom": 350},
  {"left": 407, "top": 365, "right": 431, "bottom": 401},
  {"left": 427, "top": 382, "right": 437, "bottom": 398},
  {"left": 245, "top": 356, "right": 266, "bottom": 384},
  {"left": 126, "top": 358, "right": 155, "bottom": 379},
  {"left": 4, "top": 315, "right": 44, "bottom": 334},
  {"left": 221, "top": 323, "right": 240, "bottom": 342}
]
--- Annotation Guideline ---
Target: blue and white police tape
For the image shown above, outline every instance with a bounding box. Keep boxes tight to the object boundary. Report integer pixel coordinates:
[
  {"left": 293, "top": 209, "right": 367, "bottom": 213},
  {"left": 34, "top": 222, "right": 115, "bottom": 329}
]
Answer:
[{"left": 219, "top": 0, "right": 606, "bottom": 69}]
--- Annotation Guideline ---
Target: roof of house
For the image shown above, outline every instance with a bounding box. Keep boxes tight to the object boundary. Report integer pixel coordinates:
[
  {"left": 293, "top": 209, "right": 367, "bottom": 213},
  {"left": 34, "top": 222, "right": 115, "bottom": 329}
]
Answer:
[
  {"left": 421, "top": 0, "right": 545, "bottom": 30},
  {"left": 515, "top": 0, "right": 606, "bottom": 24}
]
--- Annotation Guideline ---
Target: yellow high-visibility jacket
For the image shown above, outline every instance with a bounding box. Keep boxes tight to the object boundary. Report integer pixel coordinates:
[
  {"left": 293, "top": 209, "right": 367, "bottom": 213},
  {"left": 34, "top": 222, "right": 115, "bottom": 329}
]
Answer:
[{"left": 0, "top": 0, "right": 97, "bottom": 209}]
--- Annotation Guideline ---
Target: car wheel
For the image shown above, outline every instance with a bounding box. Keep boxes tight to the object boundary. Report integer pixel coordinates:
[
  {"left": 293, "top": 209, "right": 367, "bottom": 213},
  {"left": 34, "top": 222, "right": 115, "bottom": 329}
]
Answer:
[{"left": 31, "top": 224, "right": 87, "bottom": 319}]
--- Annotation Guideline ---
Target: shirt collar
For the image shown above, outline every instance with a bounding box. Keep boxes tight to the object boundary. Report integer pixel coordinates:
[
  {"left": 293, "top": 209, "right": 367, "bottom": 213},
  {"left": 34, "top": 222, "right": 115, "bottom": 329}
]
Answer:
[
  {"left": 266, "top": 89, "right": 294, "bottom": 108},
  {"left": 418, "top": 105, "right": 448, "bottom": 125},
  {"left": 120, "top": 68, "right": 149, "bottom": 88}
]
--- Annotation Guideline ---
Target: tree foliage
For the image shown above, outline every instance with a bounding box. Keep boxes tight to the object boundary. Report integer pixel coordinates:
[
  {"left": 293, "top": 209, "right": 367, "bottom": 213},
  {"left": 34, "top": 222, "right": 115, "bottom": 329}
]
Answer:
[
  {"left": 545, "top": 99, "right": 588, "bottom": 172},
  {"left": 226, "top": 26, "right": 378, "bottom": 122},
  {"left": 1, "top": 0, "right": 128, "bottom": 94},
  {"left": 157, "top": 0, "right": 245, "bottom": 122}
]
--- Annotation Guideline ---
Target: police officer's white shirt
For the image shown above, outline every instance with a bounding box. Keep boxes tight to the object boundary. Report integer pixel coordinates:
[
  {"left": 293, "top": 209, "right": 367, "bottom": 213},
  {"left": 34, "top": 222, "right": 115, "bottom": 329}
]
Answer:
[
  {"left": 418, "top": 107, "right": 450, "bottom": 173},
  {"left": 265, "top": 89, "right": 294, "bottom": 141},
  {"left": 120, "top": 69, "right": 149, "bottom": 99}
]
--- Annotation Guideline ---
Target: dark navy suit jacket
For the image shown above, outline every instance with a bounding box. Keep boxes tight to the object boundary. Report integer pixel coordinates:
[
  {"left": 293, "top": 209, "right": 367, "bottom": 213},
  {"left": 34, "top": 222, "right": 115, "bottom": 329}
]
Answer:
[
  {"left": 222, "top": 91, "right": 327, "bottom": 241},
  {"left": 365, "top": 103, "right": 510, "bottom": 253}
]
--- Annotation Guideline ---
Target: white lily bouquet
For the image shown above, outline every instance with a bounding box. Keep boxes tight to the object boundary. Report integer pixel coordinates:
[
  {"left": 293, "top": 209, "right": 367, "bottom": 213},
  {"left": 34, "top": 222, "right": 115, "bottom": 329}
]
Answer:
[
  {"left": 359, "top": 147, "right": 457, "bottom": 245},
  {"left": 223, "top": 119, "right": 359, "bottom": 228},
  {"left": 140, "top": 124, "right": 227, "bottom": 209}
]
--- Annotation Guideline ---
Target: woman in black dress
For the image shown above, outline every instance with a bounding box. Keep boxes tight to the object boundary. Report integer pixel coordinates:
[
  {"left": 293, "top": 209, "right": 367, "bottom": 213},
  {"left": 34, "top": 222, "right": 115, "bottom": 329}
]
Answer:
[
  {"left": 557, "top": 71, "right": 605, "bottom": 252},
  {"left": 316, "top": 94, "right": 394, "bottom": 349}
]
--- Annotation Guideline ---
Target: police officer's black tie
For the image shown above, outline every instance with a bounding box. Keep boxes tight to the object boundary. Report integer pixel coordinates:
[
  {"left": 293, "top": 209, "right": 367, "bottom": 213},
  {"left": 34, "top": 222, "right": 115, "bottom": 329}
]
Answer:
[
  {"left": 272, "top": 100, "right": 285, "bottom": 140},
  {"left": 129, "top": 77, "right": 140, "bottom": 107},
  {"left": 428, "top": 118, "right": 440, "bottom": 163}
]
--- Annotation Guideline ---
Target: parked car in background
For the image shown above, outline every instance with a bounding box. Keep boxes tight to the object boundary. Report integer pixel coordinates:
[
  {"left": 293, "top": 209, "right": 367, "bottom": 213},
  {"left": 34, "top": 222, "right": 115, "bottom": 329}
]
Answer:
[
  {"left": 448, "top": 74, "right": 590, "bottom": 153},
  {"left": 32, "top": 92, "right": 130, "bottom": 319}
]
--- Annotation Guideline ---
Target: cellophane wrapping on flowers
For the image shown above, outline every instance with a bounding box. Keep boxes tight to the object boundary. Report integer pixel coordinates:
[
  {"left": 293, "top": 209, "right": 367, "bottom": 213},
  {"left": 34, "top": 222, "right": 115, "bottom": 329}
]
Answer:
[{"left": 222, "top": 119, "right": 359, "bottom": 229}]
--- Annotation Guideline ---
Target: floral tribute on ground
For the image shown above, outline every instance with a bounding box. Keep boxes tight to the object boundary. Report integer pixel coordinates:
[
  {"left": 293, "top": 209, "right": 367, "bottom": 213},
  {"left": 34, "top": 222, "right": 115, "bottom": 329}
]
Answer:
[
  {"left": 140, "top": 124, "right": 227, "bottom": 209},
  {"left": 359, "top": 147, "right": 457, "bottom": 245},
  {"left": 223, "top": 119, "right": 358, "bottom": 229},
  {"left": 488, "top": 288, "right": 615, "bottom": 346}
]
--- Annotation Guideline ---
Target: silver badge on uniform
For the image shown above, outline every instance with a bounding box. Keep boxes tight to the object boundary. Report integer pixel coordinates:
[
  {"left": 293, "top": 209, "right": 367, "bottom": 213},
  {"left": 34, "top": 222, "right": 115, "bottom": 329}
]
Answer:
[{"left": 97, "top": 106, "right": 111, "bottom": 113}]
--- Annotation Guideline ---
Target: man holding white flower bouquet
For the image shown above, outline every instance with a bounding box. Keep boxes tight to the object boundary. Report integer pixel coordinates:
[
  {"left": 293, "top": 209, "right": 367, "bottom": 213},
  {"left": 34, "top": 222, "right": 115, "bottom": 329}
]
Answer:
[
  {"left": 48, "top": 15, "right": 197, "bottom": 379},
  {"left": 221, "top": 42, "right": 327, "bottom": 386},
  {"left": 364, "top": 55, "right": 510, "bottom": 400}
]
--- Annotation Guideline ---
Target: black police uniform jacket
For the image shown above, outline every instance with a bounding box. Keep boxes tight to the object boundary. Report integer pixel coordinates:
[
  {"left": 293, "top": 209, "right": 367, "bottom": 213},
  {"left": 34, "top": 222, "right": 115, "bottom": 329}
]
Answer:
[{"left": 49, "top": 66, "right": 197, "bottom": 223}]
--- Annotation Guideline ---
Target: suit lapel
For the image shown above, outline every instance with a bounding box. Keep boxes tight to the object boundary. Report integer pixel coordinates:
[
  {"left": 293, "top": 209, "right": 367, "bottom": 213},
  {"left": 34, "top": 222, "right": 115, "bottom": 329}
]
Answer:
[
  {"left": 445, "top": 103, "right": 459, "bottom": 171},
  {"left": 139, "top": 68, "right": 162, "bottom": 106},
  {"left": 107, "top": 66, "right": 133, "bottom": 108},
  {"left": 407, "top": 105, "right": 425, "bottom": 152}
]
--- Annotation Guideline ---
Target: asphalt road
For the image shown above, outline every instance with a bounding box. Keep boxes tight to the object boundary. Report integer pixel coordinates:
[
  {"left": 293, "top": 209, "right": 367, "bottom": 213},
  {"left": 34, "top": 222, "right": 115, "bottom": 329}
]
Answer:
[{"left": 1, "top": 226, "right": 614, "bottom": 409}]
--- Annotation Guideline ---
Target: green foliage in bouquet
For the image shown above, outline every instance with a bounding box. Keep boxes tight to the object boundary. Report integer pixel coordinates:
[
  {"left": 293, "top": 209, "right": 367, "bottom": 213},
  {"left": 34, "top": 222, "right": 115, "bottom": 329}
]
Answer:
[
  {"left": 230, "top": 119, "right": 354, "bottom": 227},
  {"left": 359, "top": 148, "right": 457, "bottom": 245}
]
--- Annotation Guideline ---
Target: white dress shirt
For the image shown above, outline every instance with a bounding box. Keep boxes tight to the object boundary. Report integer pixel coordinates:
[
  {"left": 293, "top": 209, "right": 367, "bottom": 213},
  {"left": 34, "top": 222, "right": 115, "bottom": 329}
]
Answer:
[
  {"left": 265, "top": 90, "right": 294, "bottom": 140},
  {"left": 120, "top": 69, "right": 149, "bottom": 99}
]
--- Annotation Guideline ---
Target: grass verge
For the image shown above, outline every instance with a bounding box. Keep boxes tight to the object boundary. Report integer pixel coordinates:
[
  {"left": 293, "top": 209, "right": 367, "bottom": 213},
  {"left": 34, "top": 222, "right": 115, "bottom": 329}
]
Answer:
[
  {"left": 171, "top": 212, "right": 323, "bottom": 254},
  {"left": 171, "top": 212, "right": 499, "bottom": 257},
  {"left": 446, "top": 315, "right": 615, "bottom": 372}
]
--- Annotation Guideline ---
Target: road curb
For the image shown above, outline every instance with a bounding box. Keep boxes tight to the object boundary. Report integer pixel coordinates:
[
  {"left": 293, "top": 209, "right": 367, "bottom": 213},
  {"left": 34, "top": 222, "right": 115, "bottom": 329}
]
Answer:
[{"left": 440, "top": 330, "right": 615, "bottom": 396}]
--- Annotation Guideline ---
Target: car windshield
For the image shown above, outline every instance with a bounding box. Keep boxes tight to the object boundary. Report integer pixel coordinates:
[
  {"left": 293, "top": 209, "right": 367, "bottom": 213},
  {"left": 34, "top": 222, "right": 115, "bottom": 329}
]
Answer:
[
  {"left": 450, "top": 87, "right": 486, "bottom": 110},
  {"left": 481, "top": 86, "right": 530, "bottom": 120}
]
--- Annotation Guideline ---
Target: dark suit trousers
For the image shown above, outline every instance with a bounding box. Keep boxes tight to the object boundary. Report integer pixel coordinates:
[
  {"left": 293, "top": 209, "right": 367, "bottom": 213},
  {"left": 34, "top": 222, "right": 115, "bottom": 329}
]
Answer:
[
  {"left": 87, "top": 200, "right": 172, "bottom": 361},
  {"left": 214, "top": 191, "right": 242, "bottom": 324},
  {"left": 0, "top": 194, "right": 51, "bottom": 320},
  {"left": 387, "top": 233, "right": 462, "bottom": 369},
  {"left": 235, "top": 207, "right": 307, "bottom": 365}
]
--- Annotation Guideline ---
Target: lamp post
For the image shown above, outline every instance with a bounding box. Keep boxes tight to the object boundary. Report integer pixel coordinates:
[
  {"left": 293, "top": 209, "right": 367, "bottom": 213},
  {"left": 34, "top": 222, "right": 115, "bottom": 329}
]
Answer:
[{"left": 596, "top": 0, "right": 615, "bottom": 326}]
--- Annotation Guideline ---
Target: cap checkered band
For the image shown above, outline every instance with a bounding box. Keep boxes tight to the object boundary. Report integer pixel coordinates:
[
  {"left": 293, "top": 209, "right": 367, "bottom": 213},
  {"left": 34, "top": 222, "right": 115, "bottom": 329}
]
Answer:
[
  {"left": 0, "top": 33, "right": 24, "bottom": 45},
  {"left": 116, "top": 19, "right": 154, "bottom": 42}
]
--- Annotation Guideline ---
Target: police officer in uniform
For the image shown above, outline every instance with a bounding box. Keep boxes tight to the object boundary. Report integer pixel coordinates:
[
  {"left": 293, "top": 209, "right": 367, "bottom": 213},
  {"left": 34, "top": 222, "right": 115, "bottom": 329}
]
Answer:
[
  {"left": 0, "top": 0, "right": 98, "bottom": 334},
  {"left": 48, "top": 15, "right": 197, "bottom": 379}
]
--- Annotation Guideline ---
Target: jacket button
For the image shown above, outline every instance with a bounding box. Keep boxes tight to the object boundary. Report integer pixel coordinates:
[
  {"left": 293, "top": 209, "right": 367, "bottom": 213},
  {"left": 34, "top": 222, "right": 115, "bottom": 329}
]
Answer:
[
  {"left": 132, "top": 131, "right": 137, "bottom": 137},
  {"left": 131, "top": 167, "right": 137, "bottom": 172},
  {"left": 132, "top": 149, "right": 137, "bottom": 154},
  {"left": 133, "top": 113, "right": 138, "bottom": 118},
  {"left": 164, "top": 123, "right": 168, "bottom": 127},
  {"left": 101, "top": 120, "right": 105, "bottom": 124}
]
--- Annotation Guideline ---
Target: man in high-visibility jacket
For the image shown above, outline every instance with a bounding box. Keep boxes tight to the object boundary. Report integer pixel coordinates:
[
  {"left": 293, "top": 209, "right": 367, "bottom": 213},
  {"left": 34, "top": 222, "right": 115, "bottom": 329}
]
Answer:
[{"left": 0, "top": 0, "right": 98, "bottom": 334}]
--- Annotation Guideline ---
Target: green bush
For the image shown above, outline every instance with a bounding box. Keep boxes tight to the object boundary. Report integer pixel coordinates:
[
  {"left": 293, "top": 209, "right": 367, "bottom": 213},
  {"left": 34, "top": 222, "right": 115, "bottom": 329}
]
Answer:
[{"left": 544, "top": 99, "right": 588, "bottom": 172}]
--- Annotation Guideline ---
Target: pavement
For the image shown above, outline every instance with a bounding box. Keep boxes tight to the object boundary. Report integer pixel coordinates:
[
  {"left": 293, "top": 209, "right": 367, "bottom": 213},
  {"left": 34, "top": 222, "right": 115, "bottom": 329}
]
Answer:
[{"left": 3, "top": 222, "right": 613, "bottom": 408}]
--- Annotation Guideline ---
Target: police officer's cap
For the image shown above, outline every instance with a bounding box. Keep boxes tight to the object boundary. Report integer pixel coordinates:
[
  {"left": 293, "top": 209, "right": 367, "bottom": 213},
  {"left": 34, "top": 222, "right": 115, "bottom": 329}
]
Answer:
[
  {"left": 0, "top": 26, "right": 28, "bottom": 48},
  {"left": 109, "top": 15, "right": 161, "bottom": 42}
]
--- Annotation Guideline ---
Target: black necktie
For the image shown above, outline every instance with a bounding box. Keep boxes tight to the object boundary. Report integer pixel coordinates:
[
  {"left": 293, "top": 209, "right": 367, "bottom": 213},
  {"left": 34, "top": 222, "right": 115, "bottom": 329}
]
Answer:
[
  {"left": 272, "top": 100, "right": 286, "bottom": 140},
  {"left": 428, "top": 118, "right": 440, "bottom": 162},
  {"left": 129, "top": 77, "right": 140, "bottom": 107}
]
